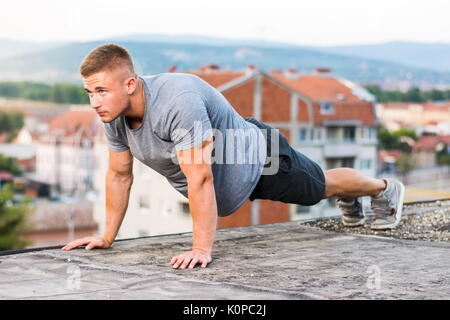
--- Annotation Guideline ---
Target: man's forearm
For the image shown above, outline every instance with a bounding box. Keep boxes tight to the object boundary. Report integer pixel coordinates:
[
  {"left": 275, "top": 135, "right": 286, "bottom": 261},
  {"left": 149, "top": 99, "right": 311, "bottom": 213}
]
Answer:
[
  {"left": 103, "top": 170, "right": 133, "bottom": 244},
  {"left": 188, "top": 176, "right": 217, "bottom": 254}
]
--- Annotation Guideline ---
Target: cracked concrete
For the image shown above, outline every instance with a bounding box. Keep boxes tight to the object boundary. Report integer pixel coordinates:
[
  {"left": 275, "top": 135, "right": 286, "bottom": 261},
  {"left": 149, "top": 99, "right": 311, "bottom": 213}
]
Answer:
[{"left": 0, "top": 221, "right": 449, "bottom": 299}]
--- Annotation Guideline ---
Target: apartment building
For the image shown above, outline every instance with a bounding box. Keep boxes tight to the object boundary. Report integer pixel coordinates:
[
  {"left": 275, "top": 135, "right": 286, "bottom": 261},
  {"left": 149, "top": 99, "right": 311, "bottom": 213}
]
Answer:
[
  {"left": 267, "top": 68, "right": 378, "bottom": 218},
  {"left": 35, "top": 107, "right": 97, "bottom": 195},
  {"left": 192, "top": 66, "right": 378, "bottom": 224}
]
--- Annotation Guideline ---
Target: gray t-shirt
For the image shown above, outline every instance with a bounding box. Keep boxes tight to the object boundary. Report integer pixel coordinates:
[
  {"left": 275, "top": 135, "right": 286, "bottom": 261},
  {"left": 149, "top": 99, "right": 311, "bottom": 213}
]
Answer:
[{"left": 104, "top": 73, "right": 266, "bottom": 217}]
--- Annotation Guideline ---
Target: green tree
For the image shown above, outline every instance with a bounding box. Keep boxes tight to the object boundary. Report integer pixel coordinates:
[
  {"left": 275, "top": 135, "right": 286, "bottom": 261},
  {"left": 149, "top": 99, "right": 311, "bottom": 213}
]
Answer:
[
  {"left": 396, "top": 152, "right": 416, "bottom": 182},
  {"left": 392, "top": 128, "right": 418, "bottom": 141},
  {"left": 404, "top": 87, "right": 423, "bottom": 102},
  {"left": 0, "top": 81, "right": 89, "bottom": 104},
  {"left": 378, "top": 127, "right": 418, "bottom": 152},
  {"left": 0, "top": 183, "right": 32, "bottom": 251},
  {"left": 0, "top": 154, "right": 22, "bottom": 176},
  {"left": 423, "top": 89, "right": 445, "bottom": 102},
  {"left": 364, "top": 85, "right": 450, "bottom": 103},
  {"left": 383, "top": 90, "right": 405, "bottom": 102},
  {"left": 0, "top": 113, "right": 13, "bottom": 133},
  {"left": 378, "top": 127, "right": 398, "bottom": 150},
  {"left": 436, "top": 143, "right": 450, "bottom": 166}
]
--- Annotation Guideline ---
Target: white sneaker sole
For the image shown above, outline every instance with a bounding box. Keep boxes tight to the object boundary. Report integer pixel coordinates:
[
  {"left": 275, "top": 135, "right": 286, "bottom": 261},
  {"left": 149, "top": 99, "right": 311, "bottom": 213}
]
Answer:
[
  {"left": 370, "top": 181, "right": 405, "bottom": 230},
  {"left": 342, "top": 217, "right": 365, "bottom": 227}
]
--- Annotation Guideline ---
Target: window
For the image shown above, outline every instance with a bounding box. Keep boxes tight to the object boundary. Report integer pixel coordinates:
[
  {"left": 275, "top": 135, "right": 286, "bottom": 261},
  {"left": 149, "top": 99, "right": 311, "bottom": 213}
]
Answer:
[
  {"left": 343, "top": 126, "right": 356, "bottom": 142},
  {"left": 360, "top": 159, "right": 372, "bottom": 170},
  {"left": 328, "top": 158, "right": 355, "bottom": 168},
  {"left": 310, "top": 128, "right": 322, "bottom": 141},
  {"left": 299, "top": 128, "right": 308, "bottom": 141},
  {"left": 315, "top": 128, "right": 322, "bottom": 141},
  {"left": 328, "top": 196, "right": 337, "bottom": 207},
  {"left": 179, "top": 202, "right": 190, "bottom": 215},
  {"left": 296, "top": 205, "right": 310, "bottom": 214},
  {"left": 138, "top": 230, "right": 149, "bottom": 237},
  {"left": 326, "top": 126, "right": 339, "bottom": 141},
  {"left": 320, "top": 101, "right": 334, "bottom": 114},
  {"left": 139, "top": 195, "right": 150, "bottom": 209},
  {"left": 341, "top": 158, "right": 355, "bottom": 168}
]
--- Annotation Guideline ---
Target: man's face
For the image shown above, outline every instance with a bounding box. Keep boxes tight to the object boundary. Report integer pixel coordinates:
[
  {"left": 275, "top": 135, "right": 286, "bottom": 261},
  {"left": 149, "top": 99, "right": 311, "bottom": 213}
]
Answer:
[{"left": 83, "top": 69, "right": 132, "bottom": 123}]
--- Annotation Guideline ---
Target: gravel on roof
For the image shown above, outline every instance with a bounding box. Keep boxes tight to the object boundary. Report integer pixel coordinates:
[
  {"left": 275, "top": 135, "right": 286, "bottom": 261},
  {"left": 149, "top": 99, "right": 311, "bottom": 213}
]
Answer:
[{"left": 302, "top": 200, "right": 450, "bottom": 242}]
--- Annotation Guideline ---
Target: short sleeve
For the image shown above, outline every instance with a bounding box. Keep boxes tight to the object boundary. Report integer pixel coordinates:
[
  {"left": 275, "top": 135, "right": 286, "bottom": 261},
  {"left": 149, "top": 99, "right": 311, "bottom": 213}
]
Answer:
[
  {"left": 166, "top": 92, "right": 213, "bottom": 151},
  {"left": 103, "top": 122, "right": 129, "bottom": 152}
]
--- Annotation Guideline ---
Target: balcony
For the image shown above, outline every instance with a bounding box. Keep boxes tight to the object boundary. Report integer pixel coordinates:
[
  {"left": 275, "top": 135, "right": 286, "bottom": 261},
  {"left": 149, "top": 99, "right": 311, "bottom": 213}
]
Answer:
[{"left": 323, "top": 139, "right": 360, "bottom": 157}]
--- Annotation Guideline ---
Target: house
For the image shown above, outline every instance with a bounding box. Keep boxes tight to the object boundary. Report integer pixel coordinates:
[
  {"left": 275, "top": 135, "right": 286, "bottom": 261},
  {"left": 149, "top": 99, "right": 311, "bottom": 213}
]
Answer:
[
  {"left": 379, "top": 149, "right": 402, "bottom": 173},
  {"left": 25, "top": 198, "right": 97, "bottom": 247},
  {"left": 412, "top": 135, "right": 450, "bottom": 167},
  {"left": 35, "top": 107, "right": 97, "bottom": 196},
  {"left": 376, "top": 102, "right": 450, "bottom": 135}
]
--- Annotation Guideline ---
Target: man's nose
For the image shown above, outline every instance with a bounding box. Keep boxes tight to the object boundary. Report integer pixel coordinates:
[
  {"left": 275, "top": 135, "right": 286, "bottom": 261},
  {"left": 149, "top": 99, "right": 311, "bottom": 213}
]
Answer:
[{"left": 90, "top": 94, "right": 101, "bottom": 108}]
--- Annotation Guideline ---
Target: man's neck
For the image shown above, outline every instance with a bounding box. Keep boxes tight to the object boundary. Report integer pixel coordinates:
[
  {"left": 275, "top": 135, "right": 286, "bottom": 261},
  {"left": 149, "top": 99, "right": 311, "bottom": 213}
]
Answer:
[{"left": 125, "top": 78, "right": 145, "bottom": 122}]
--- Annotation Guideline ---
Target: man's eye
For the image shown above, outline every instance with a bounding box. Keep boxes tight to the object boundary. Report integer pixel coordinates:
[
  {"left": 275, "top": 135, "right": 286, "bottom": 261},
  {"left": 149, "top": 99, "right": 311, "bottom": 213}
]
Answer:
[{"left": 99, "top": 90, "right": 107, "bottom": 94}]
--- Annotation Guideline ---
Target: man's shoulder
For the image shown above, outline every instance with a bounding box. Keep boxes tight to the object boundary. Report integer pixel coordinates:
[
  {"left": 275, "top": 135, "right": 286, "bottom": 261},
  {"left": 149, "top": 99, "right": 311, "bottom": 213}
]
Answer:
[
  {"left": 142, "top": 72, "right": 201, "bottom": 84},
  {"left": 142, "top": 72, "right": 207, "bottom": 100}
]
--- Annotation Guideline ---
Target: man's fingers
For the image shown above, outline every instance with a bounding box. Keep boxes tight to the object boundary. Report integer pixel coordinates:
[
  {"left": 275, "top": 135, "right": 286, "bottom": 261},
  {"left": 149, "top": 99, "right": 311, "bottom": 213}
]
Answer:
[
  {"left": 172, "top": 256, "right": 183, "bottom": 268},
  {"left": 180, "top": 256, "right": 193, "bottom": 269},
  {"left": 170, "top": 253, "right": 211, "bottom": 269},
  {"left": 188, "top": 258, "right": 199, "bottom": 269},
  {"left": 62, "top": 240, "right": 83, "bottom": 251},
  {"left": 85, "top": 242, "right": 96, "bottom": 250},
  {"left": 172, "top": 255, "right": 194, "bottom": 269},
  {"left": 62, "top": 238, "right": 93, "bottom": 251}
]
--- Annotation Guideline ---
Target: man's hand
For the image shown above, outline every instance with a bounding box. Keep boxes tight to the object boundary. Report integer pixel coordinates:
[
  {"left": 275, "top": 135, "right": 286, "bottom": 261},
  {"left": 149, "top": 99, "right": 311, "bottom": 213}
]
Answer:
[
  {"left": 61, "top": 237, "right": 112, "bottom": 251},
  {"left": 170, "top": 249, "right": 212, "bottom": 269}
]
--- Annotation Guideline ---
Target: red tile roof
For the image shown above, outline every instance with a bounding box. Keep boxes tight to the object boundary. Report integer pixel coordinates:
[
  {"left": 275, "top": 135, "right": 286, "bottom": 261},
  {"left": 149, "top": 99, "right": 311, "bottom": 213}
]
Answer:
[
  {"left": 380, "top": 102, "right": 450, "bottom": 112},
  {"left": 413, "top": 135, "right": 450, "bottom": 152},
  {"left": 184, "top": 66, "right": 376, "bottom": 126},
  {"left": 422, "top": 102, "right": 450, "bottom": 112},
  {"left": 50, "top": 109, "right": 97, "bottom": 133},
  {"left": 187, "top": 70, "right": 245, "bottom": 88},
  {"left": 379, "top": 150, "right": 402, "bottom": 162},
  {"left": 270, "top": 73, "right": 361, "bottom": 102},
  {"left": 0, "top": 171, "right": 14, "bottom": 180},
  {"left": 314, "top": 101, "right": 376, "bottom": 126},
  {"left": 268, "top": 72, "right": 376, "bottom": 125}
]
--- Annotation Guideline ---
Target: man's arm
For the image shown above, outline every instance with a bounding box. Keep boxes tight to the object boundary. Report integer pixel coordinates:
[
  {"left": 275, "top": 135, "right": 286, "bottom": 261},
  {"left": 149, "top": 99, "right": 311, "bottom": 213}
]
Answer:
[
  {"left": 170, "top": 135, "right": 217, "bottom": 269},
  {"left": 62, "top": 149, "right": 133, "bottom": 250}
]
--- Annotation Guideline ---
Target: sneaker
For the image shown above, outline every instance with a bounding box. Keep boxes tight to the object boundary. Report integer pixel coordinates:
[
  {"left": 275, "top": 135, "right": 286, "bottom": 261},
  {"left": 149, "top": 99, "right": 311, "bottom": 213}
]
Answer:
[
  {"left": 337, "top": 197, "right": 365, "bottom": 227},
  {"left": 370, "top": 178, "right": 405, "bottom": 230}
]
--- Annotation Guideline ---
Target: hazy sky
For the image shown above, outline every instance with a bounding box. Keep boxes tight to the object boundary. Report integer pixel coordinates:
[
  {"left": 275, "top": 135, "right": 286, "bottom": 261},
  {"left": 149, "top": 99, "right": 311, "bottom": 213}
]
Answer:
[{"left": 1, "top": 0, "right": 449, "bottom": 46}]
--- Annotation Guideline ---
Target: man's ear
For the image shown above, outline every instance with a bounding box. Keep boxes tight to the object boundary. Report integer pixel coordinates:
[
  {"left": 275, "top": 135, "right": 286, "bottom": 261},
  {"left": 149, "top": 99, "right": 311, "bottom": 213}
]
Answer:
[{"left": 125, "top": 77, "right": 137, "bottom": 95}]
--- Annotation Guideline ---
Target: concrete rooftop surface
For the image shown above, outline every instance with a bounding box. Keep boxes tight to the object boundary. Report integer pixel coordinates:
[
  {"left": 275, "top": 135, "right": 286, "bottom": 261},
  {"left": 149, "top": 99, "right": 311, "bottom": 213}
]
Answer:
[{"left": 1, "top": 204, "right": 449, "bottom": 300}]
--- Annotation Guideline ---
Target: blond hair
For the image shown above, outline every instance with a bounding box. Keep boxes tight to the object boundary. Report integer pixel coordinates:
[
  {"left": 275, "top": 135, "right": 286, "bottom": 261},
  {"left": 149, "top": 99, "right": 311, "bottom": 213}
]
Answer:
[{"left": 79, "top": 43, "right": 136, "bottom": 78}]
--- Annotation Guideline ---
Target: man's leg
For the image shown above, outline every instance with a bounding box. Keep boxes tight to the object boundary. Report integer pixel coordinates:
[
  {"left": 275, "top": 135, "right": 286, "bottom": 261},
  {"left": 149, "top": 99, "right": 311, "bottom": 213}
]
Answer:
[
  {"left": 321, "top": 168, "right": 405, "bottom": 230},
  {"left": 322, "top": 168, "right": 386, "bottom": 199}
]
